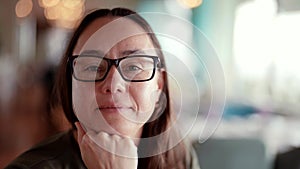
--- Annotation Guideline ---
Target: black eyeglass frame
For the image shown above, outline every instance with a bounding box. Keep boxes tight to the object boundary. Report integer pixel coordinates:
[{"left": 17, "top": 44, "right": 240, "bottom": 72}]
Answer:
[{"left": 68, "top": 55, "right": 161, "bottom": 82}]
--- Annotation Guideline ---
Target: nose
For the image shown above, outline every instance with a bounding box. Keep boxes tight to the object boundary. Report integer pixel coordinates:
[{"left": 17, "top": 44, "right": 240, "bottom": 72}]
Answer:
[{"left": 97, "top": 66, "right": 126, "bottom": 94}]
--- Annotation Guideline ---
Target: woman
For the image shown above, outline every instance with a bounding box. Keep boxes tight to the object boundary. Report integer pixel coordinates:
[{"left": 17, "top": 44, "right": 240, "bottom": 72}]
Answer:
[{"left": 6, "top": 8, "right": 200, "bottom": 169}]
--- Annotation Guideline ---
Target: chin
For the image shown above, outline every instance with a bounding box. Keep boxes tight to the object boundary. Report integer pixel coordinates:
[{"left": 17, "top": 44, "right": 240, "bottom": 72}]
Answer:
[{"left": 107, "top": 120, "right": 143, "bottom": 138}]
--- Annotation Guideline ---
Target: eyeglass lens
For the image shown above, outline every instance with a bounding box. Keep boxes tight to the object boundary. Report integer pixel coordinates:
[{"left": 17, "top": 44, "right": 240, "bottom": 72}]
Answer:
[{"left": 72, "top": 55, "right": 157, "bottom": 81}]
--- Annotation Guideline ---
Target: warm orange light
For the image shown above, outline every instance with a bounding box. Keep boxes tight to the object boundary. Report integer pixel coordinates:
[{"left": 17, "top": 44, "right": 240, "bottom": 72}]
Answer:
[
  {"left": 15, "top": 0, "right": 33, "bottom": 18},
  {"left": 177, "top": 0, "right": 203, "bottom": 8},
  {"left": 41, "top": 0, "right": 60, "bottom": 8},
  {"left": 42, "top": 0, "right": 84, "bottom": 29},
  {"left": 38, "top": 0, "right": 45, "bottom": 7},
  {"left": 44, "top": 6, "right": 60, "bottom": 20},
  {"left": 60, "top": 5, "right": 84, "bottom": 21},
  {"left": 62, "top": 0, "right": 84, "bottom": 9},
  {"left": 55, "top": 19, "right": 77, "bottom": 29}
]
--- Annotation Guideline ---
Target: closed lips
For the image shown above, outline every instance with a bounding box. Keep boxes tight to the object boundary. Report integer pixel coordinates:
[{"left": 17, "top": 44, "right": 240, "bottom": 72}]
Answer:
[{"left": 96, "top": 106, "right": 133, "bottom": 110}]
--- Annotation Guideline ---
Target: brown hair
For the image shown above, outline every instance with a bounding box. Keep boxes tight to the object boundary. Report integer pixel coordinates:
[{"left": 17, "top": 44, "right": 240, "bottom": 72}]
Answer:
[{"left": 53, "top": 7, "right": 187, "bottom": 169}]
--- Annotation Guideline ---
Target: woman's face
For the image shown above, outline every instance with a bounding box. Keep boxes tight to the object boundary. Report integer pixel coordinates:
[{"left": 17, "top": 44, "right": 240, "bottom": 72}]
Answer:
[{"left": 72, "top": 16, "right": 163, "bottom": 138}]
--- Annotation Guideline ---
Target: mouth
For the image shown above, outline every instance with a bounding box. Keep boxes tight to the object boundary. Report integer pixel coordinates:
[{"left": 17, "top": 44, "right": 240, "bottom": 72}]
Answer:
[{"left": 96, "top": 106, "right": 133, "bottom": 112}]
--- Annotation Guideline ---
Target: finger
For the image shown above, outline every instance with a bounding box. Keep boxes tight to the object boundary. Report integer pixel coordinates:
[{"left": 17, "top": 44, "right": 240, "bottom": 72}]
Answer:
[
  {"left": 102, "top": 134, "right": 138, "bottom": 158},
  {"left": 89, "top": 131, "right": 110, "bottom": 150},
  {"left": 121, "top": 138, "right": 138, "bottom": 158},
  {"left": 75, "top": 122, "right": 85, "bottom": 143}
]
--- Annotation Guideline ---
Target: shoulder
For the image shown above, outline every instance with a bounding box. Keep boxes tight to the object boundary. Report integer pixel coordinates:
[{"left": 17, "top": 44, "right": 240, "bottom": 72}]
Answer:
[
  {"left": 278, "top": 147, "right": 300, "bottom": 159},
  {"left": 5, "top": 130, "right": 85, "bottom": 169},
  {"left": 274, "top": 147, "right": 300, "bottom": 169}
]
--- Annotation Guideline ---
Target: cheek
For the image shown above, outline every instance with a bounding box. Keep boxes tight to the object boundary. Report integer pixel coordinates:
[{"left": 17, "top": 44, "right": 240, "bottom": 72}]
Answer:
[
  {"left": 72, "top": 81, "right": 95, "bottom": 110},
  {"left": 129, "top": 82, "right": 160, "bottom": 112},
  {"left": 72, "top": 80, "right": 99, "bottom": 127}
]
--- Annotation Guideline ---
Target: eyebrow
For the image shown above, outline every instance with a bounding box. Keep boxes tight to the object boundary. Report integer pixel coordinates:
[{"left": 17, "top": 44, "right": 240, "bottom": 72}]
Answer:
[
  {"left": 80, "top": 50, "right": 105, "bottom": 56},
  {"left": 79, "top": 49, "right": 148, "bottom": 57},
  {"left": 121, "top": 49, "right": 146, "bottom": 56}
]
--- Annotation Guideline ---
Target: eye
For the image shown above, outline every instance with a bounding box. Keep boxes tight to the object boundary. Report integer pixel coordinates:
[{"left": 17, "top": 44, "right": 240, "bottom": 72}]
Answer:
[
  {"left": 127, "top": 65, "right": 142, "bottom": 71},
  {"left": 123, "top": 64, "right": 143, "bottom": 72},
  {"left": 84, "top": 65, "right": 106, "bottom": 72}
]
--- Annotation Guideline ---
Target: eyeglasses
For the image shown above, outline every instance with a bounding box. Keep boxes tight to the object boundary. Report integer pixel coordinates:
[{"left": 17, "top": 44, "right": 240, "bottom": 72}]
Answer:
[{"left": 69, "top": 55, "right": 161, "bottom": 82}]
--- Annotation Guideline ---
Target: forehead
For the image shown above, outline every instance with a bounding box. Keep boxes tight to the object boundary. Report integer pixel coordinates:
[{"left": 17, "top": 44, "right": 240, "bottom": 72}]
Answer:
[{"left": 74, "top": 16, "right": 155, "bottom": 54}]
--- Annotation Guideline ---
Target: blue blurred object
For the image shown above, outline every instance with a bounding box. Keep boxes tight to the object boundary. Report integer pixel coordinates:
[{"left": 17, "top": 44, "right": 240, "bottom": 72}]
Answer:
[
  {"left": 193, "top": 138, "right": 269, "bottom": 169},
  {"left": 223, "top": 103, "right": 258, "bottom": 119}
]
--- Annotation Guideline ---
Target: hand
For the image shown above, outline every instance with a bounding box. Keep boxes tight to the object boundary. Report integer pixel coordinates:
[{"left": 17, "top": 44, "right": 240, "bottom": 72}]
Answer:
[{"left": 75, "top": 122, "right": 138, "bottom": 169}]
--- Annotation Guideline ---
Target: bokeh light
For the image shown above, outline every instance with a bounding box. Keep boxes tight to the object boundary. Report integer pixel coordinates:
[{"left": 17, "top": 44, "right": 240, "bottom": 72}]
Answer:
[
  {"left": 177, "top": 0, "right": 203, "bottom": 8},
  {"left": 15, "top": 0, "right": 33, "bottom": 18},
  {"left": 62, "top": 0, "right": 84, "bottom": 9},
  {"left": 44, "top": 6, "right": 60, "bottom": 20},
  {"left": 40, "top": 0, "right": 85, "bottom": 29},
  {"left": 39, "top": 0, "right": 60, "bottom": 8}
]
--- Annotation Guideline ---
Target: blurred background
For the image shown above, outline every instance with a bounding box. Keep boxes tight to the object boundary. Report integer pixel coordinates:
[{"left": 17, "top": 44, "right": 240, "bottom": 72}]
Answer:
[{"left": 1, "top": 0, "right": 300, "bottom": 169}]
